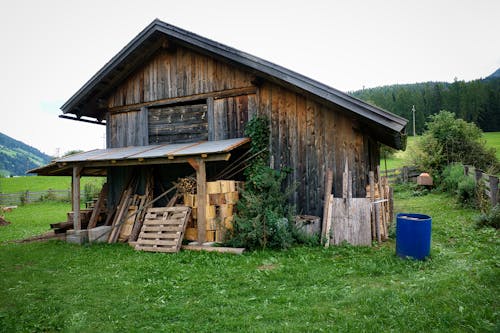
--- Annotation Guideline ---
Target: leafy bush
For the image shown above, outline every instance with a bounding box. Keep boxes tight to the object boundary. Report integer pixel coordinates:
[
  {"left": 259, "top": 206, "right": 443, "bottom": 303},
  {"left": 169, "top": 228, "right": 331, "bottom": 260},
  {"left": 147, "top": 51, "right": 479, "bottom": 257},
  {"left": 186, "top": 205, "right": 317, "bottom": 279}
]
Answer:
[
  {"left": 440, "top": 163, "right": 477, "bottom": 207},
  {"left": 475, "top": 204, "right": 500, "bottom": 229},
  {"left": 456, "top": 177, "right": 476, "bottom": 207},
  {"left": 410, "top": 111, "right": 499, "bottom": 175},
  {"left": 440, "top": 163, "right": 466, "bottom": 193}
]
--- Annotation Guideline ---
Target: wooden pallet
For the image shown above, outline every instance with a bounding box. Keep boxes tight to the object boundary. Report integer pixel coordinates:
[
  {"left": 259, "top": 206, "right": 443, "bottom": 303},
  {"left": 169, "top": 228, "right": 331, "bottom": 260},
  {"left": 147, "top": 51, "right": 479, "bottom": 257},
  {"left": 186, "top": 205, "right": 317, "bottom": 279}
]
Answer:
[{"left": 135, "top": 206, "right": 191, "bottom": 253}]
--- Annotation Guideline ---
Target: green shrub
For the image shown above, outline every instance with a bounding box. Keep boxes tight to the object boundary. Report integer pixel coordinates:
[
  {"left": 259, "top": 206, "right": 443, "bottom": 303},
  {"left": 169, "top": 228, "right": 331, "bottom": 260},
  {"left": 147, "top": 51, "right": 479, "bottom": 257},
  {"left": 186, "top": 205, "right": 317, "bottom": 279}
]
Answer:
[
  {"left": 475, "top": 204, "right": 500, "bottom": 229},
  {"left": 457, "top": 177, "right": 476, "bottom": 207},
  {"left": 411, "top": 111, "right": 499, "bottom": 175},
  {"left": 440, "top": 163, "right": 466, "bottom": 193}
]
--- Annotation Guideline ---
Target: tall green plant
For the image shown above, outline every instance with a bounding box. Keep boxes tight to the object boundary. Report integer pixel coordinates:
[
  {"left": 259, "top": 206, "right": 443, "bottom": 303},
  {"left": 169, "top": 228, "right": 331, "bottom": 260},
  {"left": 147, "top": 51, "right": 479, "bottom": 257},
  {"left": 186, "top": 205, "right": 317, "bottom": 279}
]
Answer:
[{"left": 228, "top": 115, "right": 295, "bottom": 250}]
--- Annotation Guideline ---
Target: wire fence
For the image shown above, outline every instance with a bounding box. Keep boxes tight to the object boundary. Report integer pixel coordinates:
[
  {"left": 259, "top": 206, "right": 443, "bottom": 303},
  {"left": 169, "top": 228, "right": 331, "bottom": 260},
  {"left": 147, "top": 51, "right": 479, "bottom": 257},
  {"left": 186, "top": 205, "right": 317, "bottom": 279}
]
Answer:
[{"left": 0, "top": 190, "right": 72, "bottom": 206}]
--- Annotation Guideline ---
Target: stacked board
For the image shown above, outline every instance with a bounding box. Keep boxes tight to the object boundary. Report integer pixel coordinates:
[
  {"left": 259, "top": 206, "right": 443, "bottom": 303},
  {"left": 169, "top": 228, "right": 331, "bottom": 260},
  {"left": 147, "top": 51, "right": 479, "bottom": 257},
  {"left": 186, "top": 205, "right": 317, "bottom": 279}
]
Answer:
[
  {"left": 183, "top": 180, "right": 241, "bottom": 242},
  {"left": 135, "top": 207, "right": 191, "bottom": 253}
]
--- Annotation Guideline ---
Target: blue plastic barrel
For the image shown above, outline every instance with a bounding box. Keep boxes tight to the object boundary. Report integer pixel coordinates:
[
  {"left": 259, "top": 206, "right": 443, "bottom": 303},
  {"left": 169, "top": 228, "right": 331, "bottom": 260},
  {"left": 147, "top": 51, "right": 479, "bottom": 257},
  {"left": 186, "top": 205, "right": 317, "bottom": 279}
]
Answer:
[{"left": 396, "top": 213, "right": 432, "bottom": 260}]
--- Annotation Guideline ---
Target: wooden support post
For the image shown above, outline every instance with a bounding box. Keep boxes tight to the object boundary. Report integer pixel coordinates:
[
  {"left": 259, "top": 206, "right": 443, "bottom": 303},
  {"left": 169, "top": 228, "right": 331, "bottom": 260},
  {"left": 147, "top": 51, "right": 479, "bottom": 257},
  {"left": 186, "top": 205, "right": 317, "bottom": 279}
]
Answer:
[
  {"left": 489, "top": 175, "right": 499, "bottom": 206},
  {"left": 403, "top": 166, "right": 409, "bottom": 183},
  {"left": 321, "top": 169, "right": 333, "bottom": 245},
  {"left": 72, "top": 166, "right": 82, "bottom": 230},
  {"left": 195, "top": 158, "right": 207, "bottom": 244},
  {"left": 369, "top": 171, "right": 375, "bottom": 241}
]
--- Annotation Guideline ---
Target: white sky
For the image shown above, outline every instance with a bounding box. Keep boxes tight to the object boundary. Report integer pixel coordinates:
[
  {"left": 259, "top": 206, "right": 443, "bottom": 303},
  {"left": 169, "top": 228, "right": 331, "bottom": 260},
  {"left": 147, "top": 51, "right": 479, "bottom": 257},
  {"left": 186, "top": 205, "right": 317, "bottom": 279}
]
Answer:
[{"left": 0, "top": 0, "right": 499, "bottom": 156}]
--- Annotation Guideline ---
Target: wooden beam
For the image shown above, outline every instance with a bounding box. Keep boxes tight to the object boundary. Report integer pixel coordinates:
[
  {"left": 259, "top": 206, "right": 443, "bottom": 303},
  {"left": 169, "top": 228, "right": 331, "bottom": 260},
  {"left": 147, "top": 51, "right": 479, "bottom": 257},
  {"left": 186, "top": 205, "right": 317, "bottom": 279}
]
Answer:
[
  {"left": 72, "top": 166, "right": 82, "bottom": 230},
  {"left": 57, "top": 153, "right": 230, "bottom": 169},
  {"left": 109, "top": 86, "right": 257, "bottom": 113},
  {"left": 187, "top": 158, "right": 199, "bottom": 171},
  {"left": 59, "top": 115, "right": 106, "bottom": 125},
  {"left": 195, "top": 158, "right": 207, "bottom": 244},
  {"left": 181, "top": 245, "right": 245, "bottom": 255}
]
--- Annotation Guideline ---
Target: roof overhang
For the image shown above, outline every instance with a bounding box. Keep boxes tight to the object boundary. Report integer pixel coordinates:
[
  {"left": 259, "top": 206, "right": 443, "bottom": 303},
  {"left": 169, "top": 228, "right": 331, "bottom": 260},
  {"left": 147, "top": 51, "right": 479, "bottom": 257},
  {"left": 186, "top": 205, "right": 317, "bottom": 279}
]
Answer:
[
  {"left": 29, "top": 138, "right": 250, "bottom": 176},
  {"left": 60, "top": 19, "right": 407, "bottom": 149}
]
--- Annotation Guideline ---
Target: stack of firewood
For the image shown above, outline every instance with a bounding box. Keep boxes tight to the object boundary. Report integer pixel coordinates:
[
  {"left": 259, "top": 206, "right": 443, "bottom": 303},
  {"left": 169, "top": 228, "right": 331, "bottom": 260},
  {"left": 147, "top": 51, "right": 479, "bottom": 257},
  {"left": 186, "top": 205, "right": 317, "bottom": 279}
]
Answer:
[{"left": 183, "top": 180, "right": 241, "bottom": 242}]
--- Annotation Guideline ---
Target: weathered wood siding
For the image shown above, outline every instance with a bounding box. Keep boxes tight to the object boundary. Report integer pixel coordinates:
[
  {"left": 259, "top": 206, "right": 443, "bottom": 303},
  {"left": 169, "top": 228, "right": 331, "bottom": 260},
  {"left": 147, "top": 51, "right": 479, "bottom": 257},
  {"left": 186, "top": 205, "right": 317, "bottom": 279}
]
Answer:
[
  {"left": 107, "top": 47, "right": 254, "bottom": 108},
  {"left": 259, "top": 82, "right": 378, "bottom": 216},
  {"left": 148, "top": 103, "right": 208, "bottom": 144},
  {"left": 212, "top": 94, "right": 256, "bottom": 140},
  {"left": 103, "top": 44, "right": 379, "bottom": 217},
  {"left": 107, "top": 108, "right": 148, "bottom": 148}
]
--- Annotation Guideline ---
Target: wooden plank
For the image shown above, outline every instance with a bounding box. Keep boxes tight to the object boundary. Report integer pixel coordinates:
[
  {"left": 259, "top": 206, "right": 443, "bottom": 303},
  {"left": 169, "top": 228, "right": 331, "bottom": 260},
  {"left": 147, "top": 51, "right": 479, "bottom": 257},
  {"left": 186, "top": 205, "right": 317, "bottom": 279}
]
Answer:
[
  {"left": 135, "top": 245, "right": 179, "bottom": 253},
  {"left": 141, "top": 225, "right": 184, "bottom": 232},
  {"left": 181, "top": 245, "right": 245, "bottom": 254},
  {"left": 331, "top": 198, "right": 372, "bottom": 246},
  {"left": 87, "top": 182, "right": 108, "bottom": 229},
  {"left": 321, "top": 169, "right": 334, "bottom": 244},
  {"left": 369, "top": 171, "right": 376, "bottom": 241}
]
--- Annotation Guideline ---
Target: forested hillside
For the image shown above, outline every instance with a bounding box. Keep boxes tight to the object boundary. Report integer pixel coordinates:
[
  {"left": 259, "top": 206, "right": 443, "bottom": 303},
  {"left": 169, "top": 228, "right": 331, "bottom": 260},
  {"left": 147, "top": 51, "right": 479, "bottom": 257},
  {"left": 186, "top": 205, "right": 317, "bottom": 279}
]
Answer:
[
  {"left": 351, "top": 70, "right": 500, "bottom": 133},
  {"left": 0, "top": 132, "right": 52, "bottom": 177}
]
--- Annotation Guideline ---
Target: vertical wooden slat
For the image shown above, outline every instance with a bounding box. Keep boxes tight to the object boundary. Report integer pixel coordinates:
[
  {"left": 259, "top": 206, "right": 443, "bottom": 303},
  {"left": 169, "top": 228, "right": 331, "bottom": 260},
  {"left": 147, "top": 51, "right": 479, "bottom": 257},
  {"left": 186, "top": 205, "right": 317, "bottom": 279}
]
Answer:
[{"left": 207, "top": 97, "right": 215, "bottom": 141}]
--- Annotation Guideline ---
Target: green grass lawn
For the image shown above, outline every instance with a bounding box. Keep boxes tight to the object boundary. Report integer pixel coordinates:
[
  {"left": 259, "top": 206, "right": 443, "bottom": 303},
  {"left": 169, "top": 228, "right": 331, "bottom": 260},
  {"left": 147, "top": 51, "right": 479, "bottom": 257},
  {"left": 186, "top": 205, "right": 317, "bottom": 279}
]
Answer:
[{"left": 0, "top": 189, "right": 498, "bottom": 332}]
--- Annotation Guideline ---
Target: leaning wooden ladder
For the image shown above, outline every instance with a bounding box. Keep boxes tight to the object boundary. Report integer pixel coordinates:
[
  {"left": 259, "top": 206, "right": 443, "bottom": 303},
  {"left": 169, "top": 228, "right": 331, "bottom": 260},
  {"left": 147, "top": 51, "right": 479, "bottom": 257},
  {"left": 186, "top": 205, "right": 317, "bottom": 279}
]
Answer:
[{"left": 135, "top": 207, "right": 191, "bottom": 253}]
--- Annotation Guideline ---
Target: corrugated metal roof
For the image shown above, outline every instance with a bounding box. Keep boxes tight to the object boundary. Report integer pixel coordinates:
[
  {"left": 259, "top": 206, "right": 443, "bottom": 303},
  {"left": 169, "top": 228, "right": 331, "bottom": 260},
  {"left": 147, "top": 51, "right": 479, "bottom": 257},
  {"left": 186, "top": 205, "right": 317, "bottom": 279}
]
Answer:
[
  {"left": 28, "top": 138, "right": 250, "bottom": 176},
  {"left": 55, "top": 138, "right": 249, "bottom": 163}
]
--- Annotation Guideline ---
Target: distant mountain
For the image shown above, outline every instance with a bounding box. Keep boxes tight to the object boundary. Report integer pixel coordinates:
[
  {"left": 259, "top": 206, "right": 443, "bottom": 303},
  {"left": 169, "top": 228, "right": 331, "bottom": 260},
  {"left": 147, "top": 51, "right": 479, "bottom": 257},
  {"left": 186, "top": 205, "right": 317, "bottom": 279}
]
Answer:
[
  {"left": 0, "top": 132, "right": 52, "bottom": 177},
  {"left": 351, "top": 72, "right": 500, "bottom": 133},
  {"left": 486, "top": 68, "right": 500, "bottom": 79}
]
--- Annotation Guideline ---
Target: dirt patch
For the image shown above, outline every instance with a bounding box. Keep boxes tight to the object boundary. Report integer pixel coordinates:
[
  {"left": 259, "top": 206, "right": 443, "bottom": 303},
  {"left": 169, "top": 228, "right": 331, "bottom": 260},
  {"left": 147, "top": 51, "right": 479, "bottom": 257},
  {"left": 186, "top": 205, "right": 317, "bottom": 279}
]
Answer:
[{"left": 0, "top": 216, "right": 11, "bottom": 226}]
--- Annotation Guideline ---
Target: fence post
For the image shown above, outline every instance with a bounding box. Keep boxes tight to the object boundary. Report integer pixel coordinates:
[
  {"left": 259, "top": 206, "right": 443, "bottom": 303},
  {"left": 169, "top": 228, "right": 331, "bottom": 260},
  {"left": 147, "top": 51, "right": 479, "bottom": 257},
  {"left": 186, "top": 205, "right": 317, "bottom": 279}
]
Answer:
[
  {"left": 25, "top": 190, "right": 30, "bottom": 204},
  {"left": 403, "top": 166, "right": 409, "bottom": 183},
  {"left": 489, "top": 175, "right": 499, "bottom": 206},
  {"left": 464, "top": 165, "right": 469, "bottom": 176},
  {"left": 474, "top": 169, "right": 483, "bottom": 185}
]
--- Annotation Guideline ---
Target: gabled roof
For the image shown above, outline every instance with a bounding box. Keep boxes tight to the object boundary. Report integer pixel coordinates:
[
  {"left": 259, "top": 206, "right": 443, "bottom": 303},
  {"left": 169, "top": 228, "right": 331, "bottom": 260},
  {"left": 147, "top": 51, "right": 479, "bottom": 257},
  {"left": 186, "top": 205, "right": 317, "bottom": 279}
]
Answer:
[{"left": 61, "top": 19, "right": 407, "bottom": 149}]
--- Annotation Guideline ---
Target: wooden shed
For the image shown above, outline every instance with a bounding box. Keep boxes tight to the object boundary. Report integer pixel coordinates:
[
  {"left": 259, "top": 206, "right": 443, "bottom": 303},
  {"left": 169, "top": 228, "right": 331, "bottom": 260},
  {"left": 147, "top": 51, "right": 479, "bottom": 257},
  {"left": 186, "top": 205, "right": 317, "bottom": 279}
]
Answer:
[{"left": 32, "top": 19, "right": 407, "bottom": 245}]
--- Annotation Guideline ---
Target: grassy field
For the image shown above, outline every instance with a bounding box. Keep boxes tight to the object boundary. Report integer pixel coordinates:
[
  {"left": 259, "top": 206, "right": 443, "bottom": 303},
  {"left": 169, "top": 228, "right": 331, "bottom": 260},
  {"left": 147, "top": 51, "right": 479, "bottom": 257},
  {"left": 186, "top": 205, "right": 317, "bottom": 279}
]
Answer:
[
  {"left": 0, "top": 189, "right": 498, "bottom": 332},
  {"left": 0, "top": 176, "right": 105, "bottom": 194},
  {"left": 484, "top": 132, "right": 500, "bottom": 160}
]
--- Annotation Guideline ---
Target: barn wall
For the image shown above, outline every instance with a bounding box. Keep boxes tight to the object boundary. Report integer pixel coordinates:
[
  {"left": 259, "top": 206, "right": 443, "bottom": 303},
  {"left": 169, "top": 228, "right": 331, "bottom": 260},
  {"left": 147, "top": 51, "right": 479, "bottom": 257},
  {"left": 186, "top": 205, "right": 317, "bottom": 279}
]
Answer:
[
  {"left": 258, "top": 82, "right": 377, "bottom": 217},
  {"left": 103, "top": 45, "right": 379, "bottom": 218},
  {"left": 107, "top": 47, "right": 254, "bottom": 108},
  {"left": 105, "top": 46, "right": 256, "bottom": 148}
]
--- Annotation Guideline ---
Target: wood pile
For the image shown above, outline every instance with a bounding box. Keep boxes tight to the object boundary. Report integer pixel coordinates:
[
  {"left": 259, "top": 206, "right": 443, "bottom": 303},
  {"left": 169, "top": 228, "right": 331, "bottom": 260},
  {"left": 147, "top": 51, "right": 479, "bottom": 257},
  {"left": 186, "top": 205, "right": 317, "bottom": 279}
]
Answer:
[
  {"left": 183, "top": 180, "right": 241, "bottom": 242},
  {"left": 108, "top": 175, "right": 155, "bottom": 244},
  {"left": 322, "top": 163, "right": 394, "bottom": 247}
]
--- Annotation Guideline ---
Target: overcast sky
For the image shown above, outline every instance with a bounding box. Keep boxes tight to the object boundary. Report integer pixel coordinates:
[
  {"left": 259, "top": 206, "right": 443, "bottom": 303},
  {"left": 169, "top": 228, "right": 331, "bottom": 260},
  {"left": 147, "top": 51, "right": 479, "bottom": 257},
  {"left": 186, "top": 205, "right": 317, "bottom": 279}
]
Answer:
[{"left": 1, "top": 0, "right": 499, "bottom": 156}]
